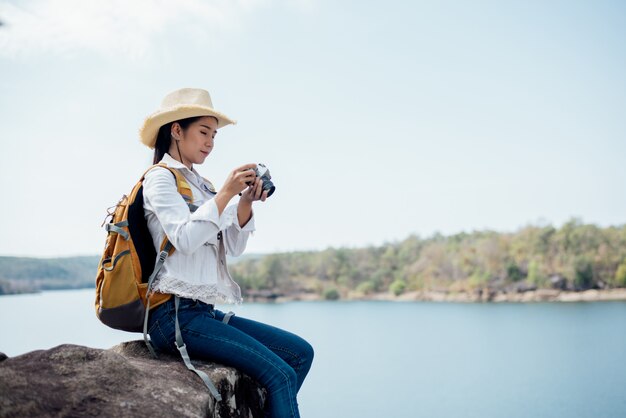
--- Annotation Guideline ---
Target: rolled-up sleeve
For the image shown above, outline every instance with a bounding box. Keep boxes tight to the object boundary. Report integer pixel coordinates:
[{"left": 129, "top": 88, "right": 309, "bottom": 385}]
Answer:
[
  {"left": 143, "top": 168, "right": 228, "bottom": 255},
  {"left": 224, "top": 206, "right": 255, "bottom": 257}
]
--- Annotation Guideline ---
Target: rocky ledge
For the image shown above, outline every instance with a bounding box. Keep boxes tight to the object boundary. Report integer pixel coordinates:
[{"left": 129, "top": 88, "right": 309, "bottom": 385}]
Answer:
[{"left": 0, "top": 341, "right": 266, "bottom": 418}]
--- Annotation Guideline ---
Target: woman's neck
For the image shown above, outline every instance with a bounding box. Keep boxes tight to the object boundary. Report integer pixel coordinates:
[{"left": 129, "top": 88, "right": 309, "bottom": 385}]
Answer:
[{"left": 168, "top": 150, "right": 192, "bottom": 170}]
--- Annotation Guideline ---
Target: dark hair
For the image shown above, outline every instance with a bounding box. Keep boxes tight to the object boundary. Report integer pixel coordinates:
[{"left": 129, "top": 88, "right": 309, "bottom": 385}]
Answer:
[{"left": 153, "top": 116, "right": 205, "bottom": 164}]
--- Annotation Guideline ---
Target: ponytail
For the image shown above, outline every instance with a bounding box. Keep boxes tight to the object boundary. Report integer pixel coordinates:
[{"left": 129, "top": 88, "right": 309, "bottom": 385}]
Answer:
[{"left": 152, "top": 116, "right": 204, "bottom": 164}]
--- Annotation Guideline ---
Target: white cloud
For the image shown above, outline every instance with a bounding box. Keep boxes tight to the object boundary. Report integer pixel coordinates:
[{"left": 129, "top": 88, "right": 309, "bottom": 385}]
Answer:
[{"left": 0, "top": 0, "right": 280, "bottom": 59}]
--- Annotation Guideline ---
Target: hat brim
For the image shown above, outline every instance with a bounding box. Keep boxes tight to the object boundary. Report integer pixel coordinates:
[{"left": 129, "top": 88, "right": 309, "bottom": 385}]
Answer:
[{"left": 139, "top": 105, "right": 236, "bottom": 149}]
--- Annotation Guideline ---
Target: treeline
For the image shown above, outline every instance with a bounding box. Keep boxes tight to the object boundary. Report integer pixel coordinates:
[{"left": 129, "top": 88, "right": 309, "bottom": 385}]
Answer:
[
  {"left": 0, "top": 256, "right": 101, "bottom": 294},
  {"left": 231, "top": 218, "right": 626, "bottom": 299}
]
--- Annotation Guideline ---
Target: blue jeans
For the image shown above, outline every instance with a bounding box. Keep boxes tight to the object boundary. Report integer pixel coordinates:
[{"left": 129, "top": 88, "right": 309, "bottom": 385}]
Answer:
[{"left": 148, "top": 297, "right": 314, "bottom": 418}]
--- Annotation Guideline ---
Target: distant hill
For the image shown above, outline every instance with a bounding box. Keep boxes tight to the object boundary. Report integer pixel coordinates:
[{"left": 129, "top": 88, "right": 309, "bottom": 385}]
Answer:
[
  {"left": 0, "top": 253, "right": 265, "bottom": 295},
  {"left": 0, "top": 256, "right": 100, "bottom": 294}
]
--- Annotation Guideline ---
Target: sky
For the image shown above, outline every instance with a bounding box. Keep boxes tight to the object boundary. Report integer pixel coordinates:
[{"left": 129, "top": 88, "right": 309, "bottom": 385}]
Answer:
[{"left": 0, "top": 0, "right": 625, "bottom": 258}]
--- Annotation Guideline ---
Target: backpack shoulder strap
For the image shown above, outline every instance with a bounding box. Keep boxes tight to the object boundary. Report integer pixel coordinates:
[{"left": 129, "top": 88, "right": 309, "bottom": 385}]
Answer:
[
  {"left": 143, "top": 163, "right": 194, "bottom": 204},
  {"left": 161, "top": 164, "right": 194, "bottom": 204}
]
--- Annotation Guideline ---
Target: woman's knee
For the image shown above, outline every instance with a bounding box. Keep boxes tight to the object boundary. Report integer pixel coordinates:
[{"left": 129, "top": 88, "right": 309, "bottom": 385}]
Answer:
[
  {"left": 297, "top": 337, "right": 314, "bottom": 369},
  {"left": 290, "top": 336, "right": 313, "bottom": 393}
]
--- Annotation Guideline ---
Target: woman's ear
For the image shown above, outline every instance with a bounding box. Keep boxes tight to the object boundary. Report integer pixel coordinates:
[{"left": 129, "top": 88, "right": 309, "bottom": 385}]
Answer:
[{"left": 171, "top": 123, "right": 182, "bottom": 141}]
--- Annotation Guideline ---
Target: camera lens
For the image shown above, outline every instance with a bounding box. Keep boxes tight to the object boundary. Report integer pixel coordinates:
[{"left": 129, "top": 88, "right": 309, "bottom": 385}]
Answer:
[{"left": 261, "top": 176, "right": 275, "bottom": 197}]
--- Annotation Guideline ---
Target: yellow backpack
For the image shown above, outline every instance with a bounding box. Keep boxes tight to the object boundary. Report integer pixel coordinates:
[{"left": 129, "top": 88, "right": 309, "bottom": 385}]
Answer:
[{"left": 95, "top": 163, "right": 193, "bottom": 337}]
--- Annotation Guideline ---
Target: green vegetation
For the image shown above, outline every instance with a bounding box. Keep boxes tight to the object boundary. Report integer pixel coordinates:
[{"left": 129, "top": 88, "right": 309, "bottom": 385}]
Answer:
[
  {"left": 613, "top": 260, "right": 626, "bottom": 287},
  {"left": 323, "top": 288, "right": 340, "bottom": 301},
  {"left": 229, "top": 218, "right": 626, "bottom": 299},
  {"left": 389, "top": 279, "right": 407, "bottom": 296}
]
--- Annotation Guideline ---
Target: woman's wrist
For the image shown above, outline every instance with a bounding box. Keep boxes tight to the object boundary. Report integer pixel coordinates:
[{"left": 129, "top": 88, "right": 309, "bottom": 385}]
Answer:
[
  {"left": 238, "top": 196, "right": 253, "bottom": 207},
  {"left": 214, "top": 191, "right": 235, "bottom": 216},
  {"left": 237, "top": 196, "right": 253, "bottom": 227}
]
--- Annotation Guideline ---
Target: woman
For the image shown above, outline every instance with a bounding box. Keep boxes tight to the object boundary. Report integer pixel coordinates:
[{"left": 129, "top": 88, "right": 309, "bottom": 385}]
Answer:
[{"left": 139, "top": 88, "right": 313, "bottom": 418}]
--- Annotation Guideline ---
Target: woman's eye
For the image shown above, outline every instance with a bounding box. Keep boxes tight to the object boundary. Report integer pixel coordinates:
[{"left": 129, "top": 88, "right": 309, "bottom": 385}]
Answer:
[{"left": 201, "top": 131, "right": 208, "bottom": 135}]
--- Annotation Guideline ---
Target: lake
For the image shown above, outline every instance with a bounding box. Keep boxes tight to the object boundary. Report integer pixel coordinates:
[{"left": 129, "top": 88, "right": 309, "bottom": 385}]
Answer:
[{"left": 1, "top": 289, "right": 625, "bottom": 418}]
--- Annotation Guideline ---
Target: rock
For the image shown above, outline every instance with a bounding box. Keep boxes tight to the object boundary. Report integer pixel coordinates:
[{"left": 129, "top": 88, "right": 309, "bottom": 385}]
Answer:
[
  {"left": 0, "top": 340, "right": 266, "bottom": 418},
  {"left": 479, "top": 288, "right": 496, "bottom": 302},
  {"left": 534, "top": 289, "right": 561, "bottom": 301},
  {"left": 550, "top": 275, "right": 567, "bottom": 290},
  {"left": 557, "top": 289, "right": 601, "bottom": 302},
  {"left": 0, "top": 352, "right": 7, "bottom": 362},
  {"left": 508, "top": 282, "right": 537, "bottom": 293},
  {"left": 244, "top": 289, "right": 284, "bottom": 302}
]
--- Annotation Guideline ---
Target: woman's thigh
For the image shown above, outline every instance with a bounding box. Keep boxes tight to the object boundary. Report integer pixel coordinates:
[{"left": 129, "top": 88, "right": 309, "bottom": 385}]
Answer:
[
  {"left": 149, "top": 301, "right": 297, "bottom": 390},
  {"left": 148, "top": 300, "right": 313, "bottom": 395}
]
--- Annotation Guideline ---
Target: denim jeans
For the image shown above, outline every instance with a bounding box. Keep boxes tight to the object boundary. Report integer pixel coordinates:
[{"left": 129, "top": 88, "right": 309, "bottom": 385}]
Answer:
[{"left": 148, "top": 297, "right": 314, "bottom": 418}]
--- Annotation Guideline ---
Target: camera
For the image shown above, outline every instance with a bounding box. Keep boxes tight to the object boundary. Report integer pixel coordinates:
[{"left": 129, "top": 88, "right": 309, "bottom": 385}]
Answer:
[{"left": 247, "top": 163, "right": 275, "bottom": 197}]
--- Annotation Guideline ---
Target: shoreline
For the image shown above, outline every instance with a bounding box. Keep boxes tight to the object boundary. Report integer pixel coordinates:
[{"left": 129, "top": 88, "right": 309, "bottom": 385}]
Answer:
[
  {"left": 254, "top": 288, "right": 626, "bottom": 303},
  {"left": 2, "top": 287, "right": 626, "bottom": 304}
]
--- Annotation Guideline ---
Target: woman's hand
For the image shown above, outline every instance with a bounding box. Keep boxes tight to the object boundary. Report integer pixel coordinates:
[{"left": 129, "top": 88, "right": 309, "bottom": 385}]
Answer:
[
  {"left": 240, "top": 177, "right": 269, "bottom": 204},
  {"left": 214, "top": 163, "right": 257, "bottom": 216},
  {"left": 221, "top": 163, "right": 258, "bottom": 198},
  {"left": 237, "top": 176, "right": 268, "bottom": 228}
]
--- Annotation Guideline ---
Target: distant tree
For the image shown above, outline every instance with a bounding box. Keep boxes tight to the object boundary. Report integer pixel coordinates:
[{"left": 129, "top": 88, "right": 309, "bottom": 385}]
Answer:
[
  {"left": 468, "top": 270, "right": 489, "bottom": 289},
  {"left": 389, "top": 279, "right": 406, "bottom": 296},
  {"left": 356, "top": 280, "right": 376, "bottom": 295},
  {"left": 527, "top": 260, "right": 546, "bottom": 287},
  {"left": 506, "top": 262, "right": 523, "bottom": 282},
  {"left": 258, "top": 255, "right": 284, "bottom": 289},
  {"left": 614, "top": 261, "right": 626, "bottom": 287},
  {"left": 574, "top": 257, "right": 594, "bottom": 290},
  {"left": 324, "top": 288, "right": 340, "bottom": 301}
]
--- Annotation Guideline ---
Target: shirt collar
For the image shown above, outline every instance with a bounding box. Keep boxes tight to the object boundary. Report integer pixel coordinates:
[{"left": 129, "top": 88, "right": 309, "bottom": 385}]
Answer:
[{"left": 160, "top": 153, "right": 199, "bottom": 176}]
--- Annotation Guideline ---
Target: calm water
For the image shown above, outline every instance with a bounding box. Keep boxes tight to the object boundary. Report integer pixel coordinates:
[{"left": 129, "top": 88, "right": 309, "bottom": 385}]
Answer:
[{"left": 1, "top": 289, "right": 625, "bottom": 418}]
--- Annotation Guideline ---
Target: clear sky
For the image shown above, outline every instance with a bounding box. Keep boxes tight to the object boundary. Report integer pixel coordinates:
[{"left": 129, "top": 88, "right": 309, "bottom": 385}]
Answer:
[{"left": 1, "top": 0, "right": 625, "bottom": 257}]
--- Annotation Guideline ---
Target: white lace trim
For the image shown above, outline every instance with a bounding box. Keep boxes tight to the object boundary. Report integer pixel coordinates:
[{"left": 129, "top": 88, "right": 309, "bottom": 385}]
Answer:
[{"left": 152, "top": 276, "right": 243, "bottom": 305}]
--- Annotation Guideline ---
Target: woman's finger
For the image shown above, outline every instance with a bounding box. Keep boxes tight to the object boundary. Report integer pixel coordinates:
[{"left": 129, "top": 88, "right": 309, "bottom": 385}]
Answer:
[
  {"left": 236, "top": 170, "right": 256, "bottom": 182},
  {"left": 254, "top": 179, "right": 262, "bottom": 199},
  {"left": 234, "top": 163, "right": 257, "bottom": 172},
  {"left": 248, "top": 179, "right": 258, "bottom": 197}
]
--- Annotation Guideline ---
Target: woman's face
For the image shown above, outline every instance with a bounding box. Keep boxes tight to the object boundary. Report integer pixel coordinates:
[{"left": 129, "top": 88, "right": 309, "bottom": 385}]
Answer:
[{"left": 171, "top": 116, "right": 218, "bottom": 168}]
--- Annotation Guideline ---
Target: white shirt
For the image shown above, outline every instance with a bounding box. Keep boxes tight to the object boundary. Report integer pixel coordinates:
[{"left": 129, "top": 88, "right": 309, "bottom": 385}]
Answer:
[{"left": 143, "top": 153, "right": 255, "bottom": 305}]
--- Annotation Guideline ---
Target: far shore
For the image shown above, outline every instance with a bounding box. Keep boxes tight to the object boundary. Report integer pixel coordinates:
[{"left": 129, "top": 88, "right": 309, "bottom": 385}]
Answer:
[
  {"left": 249, "top": 288, "right": 626, "bottom": 304},
  {"left": 3, "top": 287, "right": 626, "bottom": 304}
]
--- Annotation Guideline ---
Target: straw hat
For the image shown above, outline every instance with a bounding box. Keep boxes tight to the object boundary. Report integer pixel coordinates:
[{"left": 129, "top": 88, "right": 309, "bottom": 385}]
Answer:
[{"left": 139, "top": 88, "right": 236, "bottom": 148}]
